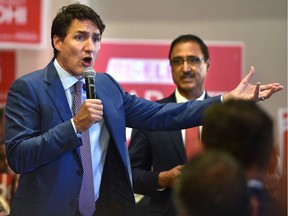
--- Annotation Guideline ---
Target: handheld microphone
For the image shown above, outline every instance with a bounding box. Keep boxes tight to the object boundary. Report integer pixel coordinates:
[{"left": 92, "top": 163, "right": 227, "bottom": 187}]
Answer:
[{"left": 83, "top": 67, "right": 96, "bottom": 99}]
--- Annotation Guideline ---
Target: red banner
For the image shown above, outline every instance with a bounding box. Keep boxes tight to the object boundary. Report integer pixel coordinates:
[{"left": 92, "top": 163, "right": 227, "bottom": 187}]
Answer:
[
  {"left": 0, "top": 51, "right": 15, "bottom": 105},
  {"left": 94, "top": 40, "right": 243, "bottom": 101},
  {"left": 0, "top": 0, "right": 43, "bottom": 48}
]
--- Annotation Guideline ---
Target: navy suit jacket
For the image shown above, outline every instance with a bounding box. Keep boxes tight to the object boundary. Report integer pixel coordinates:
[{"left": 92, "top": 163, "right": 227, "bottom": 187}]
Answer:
[
  {"left": 5, "top": 60, "right": 221, "bottom": 216},
  {"left": 129, "top": 92, "right": 209, "bottom": 215}
]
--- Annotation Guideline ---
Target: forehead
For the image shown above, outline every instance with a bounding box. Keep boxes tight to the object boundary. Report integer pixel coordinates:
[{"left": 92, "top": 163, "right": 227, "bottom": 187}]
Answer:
[
  {"left": 67, "top": 19, "right": 100, "bottom": 34},
  {"left": 171, "top": 41, "right": 203, "bottom": 57}
]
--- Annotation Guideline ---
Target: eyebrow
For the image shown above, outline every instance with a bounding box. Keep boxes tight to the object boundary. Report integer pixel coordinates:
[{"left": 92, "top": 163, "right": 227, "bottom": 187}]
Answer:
[
  {"left": 75, "top": 30, "right": 101, "bottom": 36},
  {"left": 172, "top": 55, "right": 201, "bottom": 59}
]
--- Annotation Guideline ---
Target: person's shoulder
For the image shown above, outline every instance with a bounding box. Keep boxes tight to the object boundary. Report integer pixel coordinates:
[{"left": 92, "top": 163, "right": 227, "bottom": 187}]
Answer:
[
  {"left": 11, "top": 69, "right": 46, "bottom": 89},
  {"left": 156, "top": 92, "right": 175, "bottom": 103},
  {"left": 96, "top": 72, "right": 114, "bottom": 81},
  {"left": 17, "top": 61, "right": 53, "bottom": 82}
]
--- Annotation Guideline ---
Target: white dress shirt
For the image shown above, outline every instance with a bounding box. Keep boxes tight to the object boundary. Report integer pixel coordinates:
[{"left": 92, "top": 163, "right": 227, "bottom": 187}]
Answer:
[
  {"left": 175, "top": 88, "right": 205, "bottom": 144},
  {"left": 54, "top": 59, "right": 109, "bottom": 201}
]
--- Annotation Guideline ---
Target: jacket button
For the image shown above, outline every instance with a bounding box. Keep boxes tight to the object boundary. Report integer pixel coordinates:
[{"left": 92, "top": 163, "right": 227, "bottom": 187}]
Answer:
[
  {"left": 76, "top": 170, "right": 82, "bottom": 176},
  {"left": 69, "top": 199, "right": 77, "bottom": 207}
]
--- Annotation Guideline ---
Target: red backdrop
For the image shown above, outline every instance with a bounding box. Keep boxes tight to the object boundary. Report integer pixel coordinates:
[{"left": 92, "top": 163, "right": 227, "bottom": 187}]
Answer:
[
  {"left": 94, "top": 40, "right": 243, "bottom": 101},
  {"left": 0, "top": 51, "right": 15, "bottom": 104},
  {"left": 0, "top": 0, "right": 43, "bottom": 47}
]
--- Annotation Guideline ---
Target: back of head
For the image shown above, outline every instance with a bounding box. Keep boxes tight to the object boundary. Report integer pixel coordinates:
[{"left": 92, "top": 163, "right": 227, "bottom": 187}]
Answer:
[
  {"left": 174, "top": 150, "right": 250, "bottom": 216},
  {"left": 202, "top": 100, "right": 274, "bottom": 170}
]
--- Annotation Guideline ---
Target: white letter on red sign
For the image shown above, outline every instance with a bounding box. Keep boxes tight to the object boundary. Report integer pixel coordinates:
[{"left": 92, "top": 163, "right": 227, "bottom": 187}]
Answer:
[{"left": 0, "top": 6, "right": 27, "bottom": 25}]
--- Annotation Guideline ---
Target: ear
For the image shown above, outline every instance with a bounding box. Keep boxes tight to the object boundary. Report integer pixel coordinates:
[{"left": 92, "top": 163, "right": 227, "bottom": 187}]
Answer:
[
  {"left": 205, "top": 59, "right": 210, "bottom": 71},
  {"left": 53, "top": 35, "right": 62, "bottom": 52}
]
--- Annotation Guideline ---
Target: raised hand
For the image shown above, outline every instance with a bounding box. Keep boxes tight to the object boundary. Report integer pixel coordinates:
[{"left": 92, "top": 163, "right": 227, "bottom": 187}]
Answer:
[{"left": 223, "top": 66, "right": 283, "bottom": 102}]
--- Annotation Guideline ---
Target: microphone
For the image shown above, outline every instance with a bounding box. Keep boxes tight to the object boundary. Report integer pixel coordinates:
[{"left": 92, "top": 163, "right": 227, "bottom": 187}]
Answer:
[{"left": 83, "top": 67, "right": 96, "bottom": 99}]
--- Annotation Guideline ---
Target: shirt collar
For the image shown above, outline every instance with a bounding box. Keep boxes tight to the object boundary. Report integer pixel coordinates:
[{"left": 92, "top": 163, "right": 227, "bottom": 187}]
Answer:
[
  {"left": 175, "top": 88, "right": 206, "bottom": 103},
  {"left": 53, "top": 59, "right": 84, "bottom": 91}
]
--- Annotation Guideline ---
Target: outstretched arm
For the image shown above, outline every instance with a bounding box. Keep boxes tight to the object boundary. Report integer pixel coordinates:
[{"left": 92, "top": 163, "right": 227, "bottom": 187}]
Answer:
[{"left": 223, "top": 66, "right": 283, "bottom": 102}]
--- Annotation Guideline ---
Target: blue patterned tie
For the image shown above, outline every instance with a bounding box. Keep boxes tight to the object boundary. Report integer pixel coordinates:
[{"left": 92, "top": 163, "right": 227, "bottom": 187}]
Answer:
[{"left": 73, "top": 81, "right": 95, "bottom": 216}]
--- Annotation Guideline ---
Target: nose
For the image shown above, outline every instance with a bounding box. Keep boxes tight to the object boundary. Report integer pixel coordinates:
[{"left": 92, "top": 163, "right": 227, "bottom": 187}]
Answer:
[
  {"left": 85, "top": 38, "right": 95, "bottom": 52},
  {"left": 183, "top": 60, "right": 191, "bottom": 72}
]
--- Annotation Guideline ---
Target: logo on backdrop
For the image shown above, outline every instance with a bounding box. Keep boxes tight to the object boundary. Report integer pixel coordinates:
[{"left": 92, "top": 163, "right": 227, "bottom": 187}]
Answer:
[{"left": 0, "top": 0, "right": 43, "bottom": 48}]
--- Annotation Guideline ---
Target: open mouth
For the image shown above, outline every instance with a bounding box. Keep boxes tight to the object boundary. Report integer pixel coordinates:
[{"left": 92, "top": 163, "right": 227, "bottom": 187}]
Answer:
[{"left": 82, "top": 57, "right": 92, "bottom": 65}]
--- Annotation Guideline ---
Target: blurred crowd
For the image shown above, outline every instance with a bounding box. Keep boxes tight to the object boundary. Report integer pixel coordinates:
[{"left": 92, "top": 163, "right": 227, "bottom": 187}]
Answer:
[{"left": 0, "top": 107, "right": 18, "bottom": 216}]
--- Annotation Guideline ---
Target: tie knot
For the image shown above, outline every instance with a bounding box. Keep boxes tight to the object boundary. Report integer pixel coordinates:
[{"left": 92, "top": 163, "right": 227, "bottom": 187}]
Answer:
[{"left": 75, "top": 81, "right": 83, "bottom": 93}]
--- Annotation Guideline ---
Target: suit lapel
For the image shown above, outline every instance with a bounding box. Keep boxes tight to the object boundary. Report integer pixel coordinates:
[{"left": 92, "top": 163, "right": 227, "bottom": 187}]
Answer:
[
  {"left": 95, "top": 74, "right": 130, "bottom": 171},
  {"left": 44, "top": 61, "right": 72, "bottom": 122},
  {"left": 43, "top": 61, "right": 82, "bottom": 161},
  {"left": 169, "top": 130, "right": 186, "bottom": 161}
]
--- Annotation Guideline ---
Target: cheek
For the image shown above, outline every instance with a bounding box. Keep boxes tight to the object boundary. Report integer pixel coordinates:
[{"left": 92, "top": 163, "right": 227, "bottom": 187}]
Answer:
[
  {"left": 198, "top": 65, "right": 208, "bottom": 78},
  {"left": 66, "top": 45, "right": 80, "bottom": 56},
  {"left": 61, "top": 39, "right": 81, "bottom": 56},
  {"left": 172, "top": 71, "right": 180, "bottom": 81},
  {"left": 94, "top": 43, "right": 101, "bottom": 57},
  {"left": 198, "top": 72, "right": 207, "bottom": 83}
]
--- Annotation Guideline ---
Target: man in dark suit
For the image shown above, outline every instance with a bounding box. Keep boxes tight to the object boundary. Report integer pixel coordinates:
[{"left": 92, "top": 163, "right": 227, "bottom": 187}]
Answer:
[
  {"left": 128, "top": 34, "right": 211, "bottom": 215},
  {"left": 4, "top": 3, "right": 283, "bottom": 216}
]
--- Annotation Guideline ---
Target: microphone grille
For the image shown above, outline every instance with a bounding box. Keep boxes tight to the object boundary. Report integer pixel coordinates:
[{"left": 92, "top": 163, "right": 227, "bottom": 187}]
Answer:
[{"left": 83, "top": 67, "right": 96, "bottom": 78}]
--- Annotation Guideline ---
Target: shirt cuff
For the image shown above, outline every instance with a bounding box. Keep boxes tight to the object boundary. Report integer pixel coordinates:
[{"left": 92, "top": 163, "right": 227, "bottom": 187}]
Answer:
[
  {"left": 71, "top": 118, "right": 82, "bottom": 138},
  {"left": 157, "top": 187, "right": 166, "bottom": 192}
]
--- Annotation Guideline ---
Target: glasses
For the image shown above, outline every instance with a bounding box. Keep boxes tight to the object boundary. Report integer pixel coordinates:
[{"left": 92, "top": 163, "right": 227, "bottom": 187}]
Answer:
[{"left": 170, "top": 56, "right": 204, "bottom": 67}]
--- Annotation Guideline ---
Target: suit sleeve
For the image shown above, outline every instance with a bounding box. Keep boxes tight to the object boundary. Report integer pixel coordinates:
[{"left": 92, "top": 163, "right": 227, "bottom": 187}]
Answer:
[
  {"left": 5, "top": 76, "right": 81, "bottom": 174},
  {"left": 129, "top": 128, "right": 161, "bottom": 197}
]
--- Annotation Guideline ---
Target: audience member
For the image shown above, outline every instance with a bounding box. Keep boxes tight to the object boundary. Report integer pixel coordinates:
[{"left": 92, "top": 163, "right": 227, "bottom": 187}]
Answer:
[
  {"left": 173, "top": 149, "right": 251, "bottom": 216},
  {"left": 129, "top": 34, "right": 211, "bottom": 215},
  {"left": 0, "top": 108, "right": 18, "bottom": 215},
  {"left": 0, "top": 140, "right": 18, "bottom": 204},
  {"left": 4, "top": 2, "right": 283, "bottom": 216},
  {"left": 201, "top": 100, "right": 284, "bottom": 216},
  {"left": 0, "top": 196, "right": 9, "bottom": 216}
]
